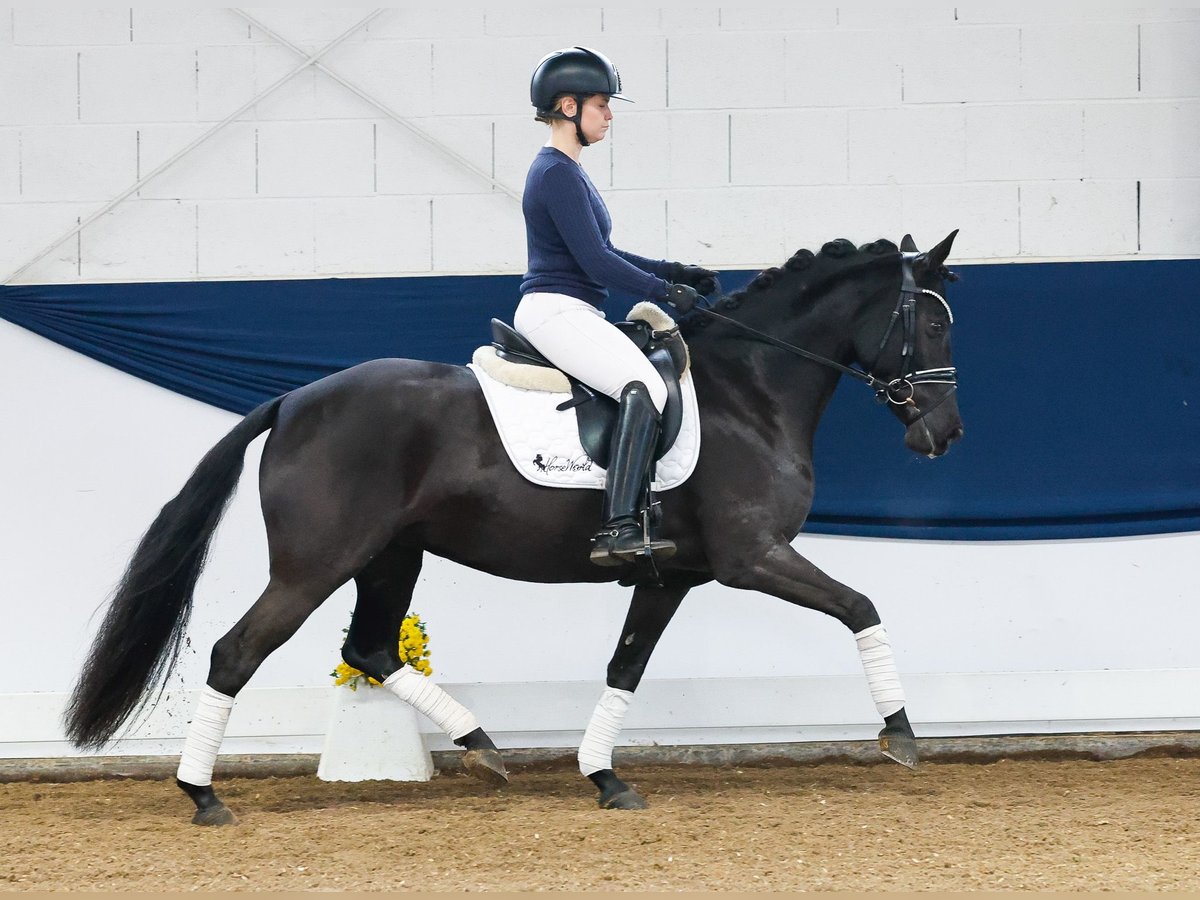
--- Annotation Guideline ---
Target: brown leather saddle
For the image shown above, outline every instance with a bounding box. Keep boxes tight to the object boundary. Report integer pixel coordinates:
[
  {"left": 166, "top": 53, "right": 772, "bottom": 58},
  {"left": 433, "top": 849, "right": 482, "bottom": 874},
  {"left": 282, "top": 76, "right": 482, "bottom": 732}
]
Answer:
[{"left": 489, "top": 318, "right": 688, "bottom": 469}]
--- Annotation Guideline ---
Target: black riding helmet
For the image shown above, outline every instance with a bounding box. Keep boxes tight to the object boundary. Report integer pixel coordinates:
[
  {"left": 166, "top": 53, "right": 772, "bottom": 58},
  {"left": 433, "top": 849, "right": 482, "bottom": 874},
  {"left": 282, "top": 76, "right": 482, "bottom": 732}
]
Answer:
[{"left": 530, "top": 46, "right": 632, "bottom": 147}]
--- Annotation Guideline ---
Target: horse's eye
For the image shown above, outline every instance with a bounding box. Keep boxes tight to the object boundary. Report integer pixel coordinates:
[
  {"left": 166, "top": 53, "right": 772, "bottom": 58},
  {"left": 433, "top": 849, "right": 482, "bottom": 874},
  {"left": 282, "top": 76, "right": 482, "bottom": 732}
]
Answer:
[{"left": 929, "top": 322, "right": 946, "bottom": 335}]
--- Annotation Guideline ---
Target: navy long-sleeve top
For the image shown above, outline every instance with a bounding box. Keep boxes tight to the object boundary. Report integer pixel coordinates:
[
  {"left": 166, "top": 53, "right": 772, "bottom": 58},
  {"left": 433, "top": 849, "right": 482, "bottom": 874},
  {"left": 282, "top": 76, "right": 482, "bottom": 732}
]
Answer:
[{"left": 520, "top": 146, "right": 671, "bottom": 306}]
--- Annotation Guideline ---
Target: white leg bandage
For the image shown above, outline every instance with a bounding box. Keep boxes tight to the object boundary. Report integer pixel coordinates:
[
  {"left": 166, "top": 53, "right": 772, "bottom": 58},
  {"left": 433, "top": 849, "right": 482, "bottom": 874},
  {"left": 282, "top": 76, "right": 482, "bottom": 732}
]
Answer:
[
  {"left": 177, "top": 685, "right": 235, "bottom": 786},
  {"left": 578, "top": 687, "right": 634, "bottom": 776},
  {"left": 383, "top": 666, "right": 479, "bottom": 740},
  {"left": 855, "top": 624, "right": 906, "bottom": 718}
]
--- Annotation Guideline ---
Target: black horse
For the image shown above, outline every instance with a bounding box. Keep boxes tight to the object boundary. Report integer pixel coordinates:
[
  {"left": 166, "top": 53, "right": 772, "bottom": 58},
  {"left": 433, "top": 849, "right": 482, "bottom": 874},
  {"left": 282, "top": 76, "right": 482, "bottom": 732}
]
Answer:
[{"left": 65, "top": 231, "right": 963, "bottom": 823}]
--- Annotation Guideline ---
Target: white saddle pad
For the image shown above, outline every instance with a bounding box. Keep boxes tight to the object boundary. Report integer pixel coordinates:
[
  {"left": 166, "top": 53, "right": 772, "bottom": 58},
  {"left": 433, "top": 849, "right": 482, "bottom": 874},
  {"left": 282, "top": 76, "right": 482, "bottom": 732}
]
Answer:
[{"left": 467, "top": 362, "right": 701, "bottom": 491}]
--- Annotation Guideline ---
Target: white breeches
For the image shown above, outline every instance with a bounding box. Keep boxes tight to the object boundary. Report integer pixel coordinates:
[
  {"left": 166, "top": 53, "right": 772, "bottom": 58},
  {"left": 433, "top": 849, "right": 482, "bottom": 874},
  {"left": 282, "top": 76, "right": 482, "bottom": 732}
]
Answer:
[{"left": 514, "top": 292, "right": 668, "bottom": 413}]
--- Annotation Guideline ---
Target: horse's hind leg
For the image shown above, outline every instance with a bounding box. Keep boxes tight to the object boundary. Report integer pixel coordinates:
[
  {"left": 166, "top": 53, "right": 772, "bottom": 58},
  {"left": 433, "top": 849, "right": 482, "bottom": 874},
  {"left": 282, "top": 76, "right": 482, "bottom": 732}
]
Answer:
[
  {"left": 343, "top": 544, "right": 508, "bottom": 787},
  {"left": 582, "top": 583, "right": 688, "bottom": 810},
  {"left": 176, "top": 571, "right": 341, "bottom": 825}
]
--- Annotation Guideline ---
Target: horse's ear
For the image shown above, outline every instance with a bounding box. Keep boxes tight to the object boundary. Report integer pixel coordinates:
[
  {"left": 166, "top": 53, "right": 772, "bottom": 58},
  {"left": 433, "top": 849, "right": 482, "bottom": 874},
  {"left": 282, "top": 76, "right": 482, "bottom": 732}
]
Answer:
[
  {"left": 921, "top": 229, "right": 959, "bottom": 270},
  {"left": 900, "top": 233, "right": 918, "bottom": 252}
]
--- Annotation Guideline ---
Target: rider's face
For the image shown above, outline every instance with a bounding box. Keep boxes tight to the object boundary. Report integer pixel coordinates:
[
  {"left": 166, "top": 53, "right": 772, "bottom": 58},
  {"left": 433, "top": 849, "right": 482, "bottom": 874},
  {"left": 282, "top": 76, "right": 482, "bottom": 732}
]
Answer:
[{"left": 575, "top": 94, "right": 612, "bottom": 145}]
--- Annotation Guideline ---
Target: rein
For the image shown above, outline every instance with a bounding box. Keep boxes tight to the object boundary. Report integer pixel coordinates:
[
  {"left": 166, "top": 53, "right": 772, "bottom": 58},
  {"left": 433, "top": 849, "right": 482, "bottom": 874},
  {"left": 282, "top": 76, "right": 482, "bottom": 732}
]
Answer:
[{"left": 691, "top": 253, "right": 957, "bottom": 416}]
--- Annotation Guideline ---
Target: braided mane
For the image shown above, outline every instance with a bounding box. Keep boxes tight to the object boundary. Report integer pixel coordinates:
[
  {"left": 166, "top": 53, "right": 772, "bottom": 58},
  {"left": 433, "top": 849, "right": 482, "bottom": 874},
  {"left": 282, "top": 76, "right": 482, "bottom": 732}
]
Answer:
[{"left": 680, "top": 238, "right": 900, "bottom": 335}]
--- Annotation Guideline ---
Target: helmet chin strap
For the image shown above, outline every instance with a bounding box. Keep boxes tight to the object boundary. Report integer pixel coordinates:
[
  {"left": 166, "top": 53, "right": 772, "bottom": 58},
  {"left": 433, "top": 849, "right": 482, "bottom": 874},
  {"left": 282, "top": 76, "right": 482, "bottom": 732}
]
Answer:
[{"left": 548, "top": 94, "right": 591, "bottom": 148}]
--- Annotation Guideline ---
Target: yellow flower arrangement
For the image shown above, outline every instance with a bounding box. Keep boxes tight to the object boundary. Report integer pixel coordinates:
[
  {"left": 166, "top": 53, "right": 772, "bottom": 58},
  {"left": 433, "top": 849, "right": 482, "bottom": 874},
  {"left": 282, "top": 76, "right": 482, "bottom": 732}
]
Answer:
[{"left": 331, "top": 613, "right": 432, "bottom": 690}]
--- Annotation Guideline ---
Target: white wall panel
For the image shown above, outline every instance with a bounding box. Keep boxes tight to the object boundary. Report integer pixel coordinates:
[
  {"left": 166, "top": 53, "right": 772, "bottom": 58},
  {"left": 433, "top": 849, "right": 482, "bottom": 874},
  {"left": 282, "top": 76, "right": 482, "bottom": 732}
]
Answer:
[
  {"left": 0, "top": 202, "right": 86, "bottom": 282},
  {"left": 604, "top": 190, "right": 669, "bottom": 261},
  {"left": 79, "top": 199, "right": 197, "bottom": 280},
  {"left": 366, "top": 9, "right": 487, "bottom": 40},
  {"left": 311, "top": 40, "right": 435, "bottom": 120},
  {"left": 4, "top": 8, "right": 1199, "bottom": 281},
  {"left": 667, "top": 187, "right": 789, "bottom": 267},
  {"left": 848, "top": 106, "right": 966, "bottom": 185},
  {"left": 313, "top": 196, "right": 432, "bottom": 275},
  {"left": 197, "top": 199, "right": 315, "bottom": 277},
  {"left": 195, "top": 46, "right": 258, "bottom": 122},
  {"left": 79, "top": 46, "right": 198, "bottom": 124},
  {"left": 431, "top": 37, "right": 579, "bottom": 117},
  {"left": 17, "top": 125, "right": 136, "bottom": 202},
  {"left": 613, "top": 111, "right": 729, "bottom": 189},
  {"left": 11, "top": 8, "right": 129, "bottom": 46},
  {"left": 1083, "top": 100, "right": 1200, "bottom": 180},
  {"left": 903, "top": 26, "right": 1021, "bottom": 103},
  {"left": 721, "top": 9, "right": 838, "bottom": 30},
  {"left": 376, "top": 116, "right": 497, "bottom": 196},
  {"left": 484, "top": 8, "right": 602, "bottom": 37},
  {"left": 1140, "top": 178, "right": 1200, "bottom": 255},
  {"left": 900, "top": 183, "right": 1020, "bottom": 261},
  {"left": 244, "top": 9, "right": 376, "bottom": 47},
  {"left": 430, "top": 193, "right": 524, "bottom": 272},
  {"left": 733, "top": 109, "right": 847, "bottom": 186},
  {"left": 584, "top": 34, "right": 668, "bottom": 111},
  {"left": 0, "top": 129, "right": 18, "bottom": 200},
  {"left": 965, "top": 104, "right": 1084, "bottom": 182},
  {"left": 660, "top": 8, "right": 722, "bottom": 33},
  {"left": 1018, "top": 22, "right": 1138, "bottom": 100},
  {"left": 0, "top": 47, "right": 79, "bottom": 125},
  {"left": 136, "top": 123, "right": 257, "bottom": 200},
  {"left": 131, "top": 9, "right": 253, "bottom": 45},
  {"left": 250, "top": 44, "right": 321, "bottom": 122},
  {"left": 256, "top": 120, "right": 375, "bottom": 197},
  {"left": 1139, "top": 20, "right": 1200, "bottom": 98},
  {"left": 1019, "top": 180, "right": 1137, "bottom": 258},
  {"left": 667, "top": 32, "right": 787, "bottom": 109},
  {"left": 784, "top": 29, "right": 901, "bottom": 108},
  {"left": 782, "top": 185, "right": 903, "bottom": 256},
  {"left": 494, "top": 116, "right": 549, "bottom": 196}
]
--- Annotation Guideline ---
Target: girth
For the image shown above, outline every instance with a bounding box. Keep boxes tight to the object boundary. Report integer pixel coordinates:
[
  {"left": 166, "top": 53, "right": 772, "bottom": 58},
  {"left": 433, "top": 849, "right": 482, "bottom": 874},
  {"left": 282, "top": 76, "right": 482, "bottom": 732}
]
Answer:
[{"left": 489, "top": 318, "right": 687, "bottom": 469}]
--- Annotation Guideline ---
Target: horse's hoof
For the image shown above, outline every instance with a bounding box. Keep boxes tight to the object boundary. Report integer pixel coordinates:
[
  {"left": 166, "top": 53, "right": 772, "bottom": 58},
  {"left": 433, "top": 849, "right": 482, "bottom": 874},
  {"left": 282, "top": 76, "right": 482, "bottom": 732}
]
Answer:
[
  {"left": 599, "top": 788, "right": 648, "bottom": 810},
  {"left": 191, "top": 803, "right": 238, "bottom": 826},
  {"left": 463, "top": 748, "right": 509, "bottom": 786},
  {"left": 879, "top": 728, "right": 919, "bottom": 769}
]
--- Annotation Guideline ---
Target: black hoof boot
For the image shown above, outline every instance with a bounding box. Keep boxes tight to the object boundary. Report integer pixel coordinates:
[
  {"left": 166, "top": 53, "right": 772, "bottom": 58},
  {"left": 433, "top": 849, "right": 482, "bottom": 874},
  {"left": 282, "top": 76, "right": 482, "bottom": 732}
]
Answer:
[
  {"left": 588, "top": 769, "right": 648, "bottom": 810},
  {"left": 455, "top": 727, "right": 509, "bottom": 786},
  {"left": 178, "top": 779, "right": 239, "bottom": 826},
  {"left": 879, "top": 708, "right": 919, "bottom": 769}
]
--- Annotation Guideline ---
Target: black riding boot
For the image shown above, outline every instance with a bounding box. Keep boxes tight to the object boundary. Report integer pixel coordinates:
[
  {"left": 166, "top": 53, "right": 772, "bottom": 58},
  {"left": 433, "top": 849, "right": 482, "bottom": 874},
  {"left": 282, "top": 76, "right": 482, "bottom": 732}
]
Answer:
[{"left": 590, "top": 382, "right": 677, "bottom": 567}]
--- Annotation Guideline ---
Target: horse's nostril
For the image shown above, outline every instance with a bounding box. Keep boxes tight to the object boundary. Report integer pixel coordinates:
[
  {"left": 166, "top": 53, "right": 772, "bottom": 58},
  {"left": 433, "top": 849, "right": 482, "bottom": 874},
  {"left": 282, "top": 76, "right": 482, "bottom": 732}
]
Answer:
[{"left": 949, "top": 426, "right": 964, "bottom": 443}]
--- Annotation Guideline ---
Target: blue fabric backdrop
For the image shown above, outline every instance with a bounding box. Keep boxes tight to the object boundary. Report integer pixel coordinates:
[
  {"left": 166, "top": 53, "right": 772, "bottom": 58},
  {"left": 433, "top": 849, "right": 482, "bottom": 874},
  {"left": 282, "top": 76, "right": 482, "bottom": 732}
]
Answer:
[{"left": 2, "top": 258, "right": 1196, "bottom": 540}]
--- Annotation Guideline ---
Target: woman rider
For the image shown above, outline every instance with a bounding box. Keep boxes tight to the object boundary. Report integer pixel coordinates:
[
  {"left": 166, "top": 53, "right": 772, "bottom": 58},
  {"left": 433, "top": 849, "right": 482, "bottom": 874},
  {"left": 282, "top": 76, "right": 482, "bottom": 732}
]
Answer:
[{"left": 515, "top": 46, "right": 717, "bottom": 568}]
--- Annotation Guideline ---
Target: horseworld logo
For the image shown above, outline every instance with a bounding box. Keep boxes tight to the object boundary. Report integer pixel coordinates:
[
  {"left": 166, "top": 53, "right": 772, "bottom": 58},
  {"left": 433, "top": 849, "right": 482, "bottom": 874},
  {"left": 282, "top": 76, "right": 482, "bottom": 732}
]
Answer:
[{"left": 532, "top": 453, "right": 594, "bottom": 473}]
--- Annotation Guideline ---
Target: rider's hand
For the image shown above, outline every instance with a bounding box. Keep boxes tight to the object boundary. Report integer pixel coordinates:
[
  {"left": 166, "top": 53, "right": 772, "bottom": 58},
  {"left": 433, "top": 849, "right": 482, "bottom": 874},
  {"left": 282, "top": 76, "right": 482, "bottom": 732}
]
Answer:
[
  {"left": 665, "top": 283, "right": 700, "bottom": 314},
  {"left": 669, "top": 262, "right": 719, "bottom": 295}
]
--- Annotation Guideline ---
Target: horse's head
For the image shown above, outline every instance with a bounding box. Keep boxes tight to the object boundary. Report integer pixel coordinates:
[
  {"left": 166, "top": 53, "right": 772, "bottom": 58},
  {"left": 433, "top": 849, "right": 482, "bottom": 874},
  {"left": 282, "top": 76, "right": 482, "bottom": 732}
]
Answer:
[{"left": 853, "top": 230, "right": 964, "bottom": 458}]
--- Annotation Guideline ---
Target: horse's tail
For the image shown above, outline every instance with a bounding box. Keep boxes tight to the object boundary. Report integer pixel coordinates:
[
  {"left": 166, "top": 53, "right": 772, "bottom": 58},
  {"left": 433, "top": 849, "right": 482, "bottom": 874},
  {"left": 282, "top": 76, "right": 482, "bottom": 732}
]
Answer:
[{"left": 64, "top": 395, "right": 286, "bottom": 749}]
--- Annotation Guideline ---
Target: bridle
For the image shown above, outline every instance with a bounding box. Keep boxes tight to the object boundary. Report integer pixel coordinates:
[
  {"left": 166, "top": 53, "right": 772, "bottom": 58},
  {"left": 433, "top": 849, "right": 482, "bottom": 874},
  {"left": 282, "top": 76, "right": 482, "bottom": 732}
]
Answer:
[{"left": 691, "top": 253, "right": 957, "bottom": 422}]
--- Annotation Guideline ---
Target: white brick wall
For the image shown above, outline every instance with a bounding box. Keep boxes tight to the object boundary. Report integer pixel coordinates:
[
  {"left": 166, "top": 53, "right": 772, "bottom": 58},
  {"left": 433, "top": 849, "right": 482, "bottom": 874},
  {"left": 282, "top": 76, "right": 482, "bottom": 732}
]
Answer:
[{"left": 1, "top": 8, "right": 1197, "bottom": 285}]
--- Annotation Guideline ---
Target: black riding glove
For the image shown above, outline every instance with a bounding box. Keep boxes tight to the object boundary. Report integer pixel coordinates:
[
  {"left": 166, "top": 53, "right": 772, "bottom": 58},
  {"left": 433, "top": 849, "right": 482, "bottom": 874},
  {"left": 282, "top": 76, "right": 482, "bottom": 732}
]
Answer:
[
  {"left": 668, "top": 262, "right": 719, "bottom": 295},
  {"left": 665, "top": 283, "right": 700, "bottom": 314}
]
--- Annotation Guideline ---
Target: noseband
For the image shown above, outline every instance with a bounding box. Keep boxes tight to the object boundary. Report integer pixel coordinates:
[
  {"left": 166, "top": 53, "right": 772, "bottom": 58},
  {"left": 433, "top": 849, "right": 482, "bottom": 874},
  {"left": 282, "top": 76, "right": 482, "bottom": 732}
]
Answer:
[{"left": 691, "top": 253, "right": 958, "bottom": 421}]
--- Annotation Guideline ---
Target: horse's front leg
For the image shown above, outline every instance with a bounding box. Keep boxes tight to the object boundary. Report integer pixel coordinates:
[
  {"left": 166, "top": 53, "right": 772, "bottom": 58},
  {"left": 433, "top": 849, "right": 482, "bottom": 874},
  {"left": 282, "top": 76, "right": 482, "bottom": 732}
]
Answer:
[
  {"left": 715, "top": 542, "right": 918, "bottom": 768},
  {"left": 581, "top": 582, "right": 688, "bottom": 810}
]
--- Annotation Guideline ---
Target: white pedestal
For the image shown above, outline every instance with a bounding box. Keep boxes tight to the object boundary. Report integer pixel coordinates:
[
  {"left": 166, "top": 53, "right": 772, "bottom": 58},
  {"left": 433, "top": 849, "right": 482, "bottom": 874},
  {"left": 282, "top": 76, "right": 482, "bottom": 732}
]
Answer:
[{"left": 317, "top": 686, "right": 435, "bottom": 782}]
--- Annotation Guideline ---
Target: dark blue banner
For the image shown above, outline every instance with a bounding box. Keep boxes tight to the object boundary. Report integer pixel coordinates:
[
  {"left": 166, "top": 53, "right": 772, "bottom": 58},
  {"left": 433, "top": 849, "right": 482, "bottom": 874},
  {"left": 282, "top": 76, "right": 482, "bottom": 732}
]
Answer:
[{"left": 2, "top": 259, "right": 1197, "bottom": 540}]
